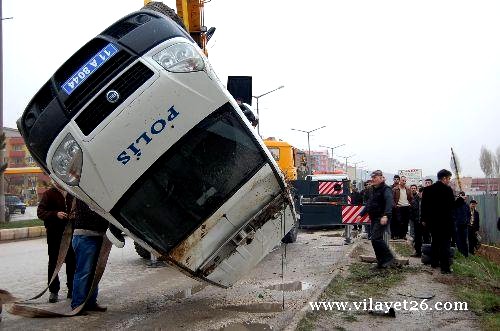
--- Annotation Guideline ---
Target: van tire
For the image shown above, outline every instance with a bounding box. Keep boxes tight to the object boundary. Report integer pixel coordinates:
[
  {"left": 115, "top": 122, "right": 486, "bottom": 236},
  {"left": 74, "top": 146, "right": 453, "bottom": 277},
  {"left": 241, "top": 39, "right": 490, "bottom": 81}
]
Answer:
[
  {"left": 142, "top": 2, "right": 187, "bottom": 31},
  {"left": 134, "top": 241, "right": 151, "bottom": 260}
]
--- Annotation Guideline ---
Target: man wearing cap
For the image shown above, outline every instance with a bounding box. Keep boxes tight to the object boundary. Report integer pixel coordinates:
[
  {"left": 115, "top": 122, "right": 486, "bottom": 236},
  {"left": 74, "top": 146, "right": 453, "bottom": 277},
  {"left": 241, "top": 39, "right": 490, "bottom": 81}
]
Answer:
[
  {"left": 421, "top": 169, "right": 455, "bottom": 274},
  {"left": 357, "top": 170, "right": 395, "bottom": 268}
]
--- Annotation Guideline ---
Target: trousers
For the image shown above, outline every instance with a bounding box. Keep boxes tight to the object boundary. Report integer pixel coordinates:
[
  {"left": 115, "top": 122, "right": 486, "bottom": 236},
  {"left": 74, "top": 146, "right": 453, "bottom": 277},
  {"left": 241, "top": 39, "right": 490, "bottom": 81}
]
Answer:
[
  {"left": 430, "top": 230, "right": 451, "bottom": 272},
  {"left": 371, "top": 217, "right": 394, "bottom": 266},
  {"left": 71, "top": 235, "right": 103, "bottom": 309},
  {"left": 46, "top": 226, "right": 75, "bottom": 294}
]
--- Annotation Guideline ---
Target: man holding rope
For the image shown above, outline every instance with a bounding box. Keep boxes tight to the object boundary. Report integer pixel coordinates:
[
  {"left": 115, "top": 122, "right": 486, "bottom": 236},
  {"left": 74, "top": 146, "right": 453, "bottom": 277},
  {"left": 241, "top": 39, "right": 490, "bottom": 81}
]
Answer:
[{"left": 37, "top": 181, "right": 75, "bottom": 303}]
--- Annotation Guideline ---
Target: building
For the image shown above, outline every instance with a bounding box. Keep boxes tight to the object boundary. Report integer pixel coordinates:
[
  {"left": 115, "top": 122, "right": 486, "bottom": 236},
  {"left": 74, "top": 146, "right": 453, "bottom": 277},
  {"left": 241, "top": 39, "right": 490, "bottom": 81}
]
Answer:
[
  {"left": 3, "top": 127, "right": 49, "bottom": 204},
  {"left": 309, "top": 150, "right": 330, "bottom": 173},
  {"left": 452, "top": 176, "right": 500, "bottom": 194}
]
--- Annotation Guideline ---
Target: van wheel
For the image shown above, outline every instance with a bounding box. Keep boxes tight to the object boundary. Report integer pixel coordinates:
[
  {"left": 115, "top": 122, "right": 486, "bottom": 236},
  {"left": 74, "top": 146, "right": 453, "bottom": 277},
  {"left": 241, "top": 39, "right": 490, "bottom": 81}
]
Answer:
[
  {"left": 134, "top": 241, "right": 151, "bottom": 260},
  {"left": 142, "top": 2, "right": 187, "bottom": 31}
]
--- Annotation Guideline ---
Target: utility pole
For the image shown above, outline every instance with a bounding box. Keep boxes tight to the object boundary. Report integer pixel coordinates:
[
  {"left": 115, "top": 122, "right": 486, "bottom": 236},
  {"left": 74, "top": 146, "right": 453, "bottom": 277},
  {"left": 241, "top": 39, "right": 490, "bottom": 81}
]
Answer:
[
  {"left": 339, "top": 154, "right": 355, "bottom": 174},
  {"left": 291, "top": 126, "right": 326, "bottom": 175},
  {"left": 0, "top": 13, "right": 13, "bottom": 223},
  {"left": 252, "top": 85, "right": 284, "bottom": 136},
  {"left": 352, "top": 161, "right": 364, "bottom": 186},
  {"left": 319, "top": 144, "right": 345, "bottom": 171}
]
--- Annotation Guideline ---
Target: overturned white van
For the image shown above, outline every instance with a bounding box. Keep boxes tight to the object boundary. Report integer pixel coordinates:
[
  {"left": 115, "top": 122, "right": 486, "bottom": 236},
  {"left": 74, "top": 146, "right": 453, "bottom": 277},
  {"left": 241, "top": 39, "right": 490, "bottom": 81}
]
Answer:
[{"left": 17, "top": 8, "right": 296, "bottom": 287}]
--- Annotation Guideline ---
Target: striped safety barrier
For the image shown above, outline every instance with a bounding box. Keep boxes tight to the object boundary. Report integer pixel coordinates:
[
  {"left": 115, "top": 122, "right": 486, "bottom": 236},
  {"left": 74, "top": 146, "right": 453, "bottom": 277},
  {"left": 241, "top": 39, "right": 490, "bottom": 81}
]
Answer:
[
  {"left": 341, "top": 205, "right": 370, "bottom": 224},
  {"left": 318, "top": 181, "right": 343, "bottom": 195}
]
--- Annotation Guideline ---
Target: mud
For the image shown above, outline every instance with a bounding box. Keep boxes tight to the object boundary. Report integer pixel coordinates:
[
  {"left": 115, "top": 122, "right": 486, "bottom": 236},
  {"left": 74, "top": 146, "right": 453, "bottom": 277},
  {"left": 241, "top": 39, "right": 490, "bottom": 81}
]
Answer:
[
  {"left": 218, "top": 322, "right": 273, "bottom": 330},
  {"left": 223, "top": 303, "right": 284, "bottom": 313}
]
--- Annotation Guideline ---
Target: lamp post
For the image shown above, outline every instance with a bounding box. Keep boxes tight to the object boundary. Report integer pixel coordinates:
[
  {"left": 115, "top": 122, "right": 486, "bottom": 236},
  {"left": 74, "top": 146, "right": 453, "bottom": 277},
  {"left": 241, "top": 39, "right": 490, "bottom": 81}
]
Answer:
[
  {"left": 291, "top": 126, "right": 326, "bottom": 175},
  {"left": 319, "top": 144, "right": 345, "bottom": 171},
  {"left": 352, "top": 161, "right": 364, "bottom": 185},
  {"left": 0, "top": 9, "right": 13, "bottom": 223},
  {"left": 339, "top": 154, "right": 355, "bottom": 174},
  {"left": 252, "top": 85, "right": 284, "bottom": 136}
]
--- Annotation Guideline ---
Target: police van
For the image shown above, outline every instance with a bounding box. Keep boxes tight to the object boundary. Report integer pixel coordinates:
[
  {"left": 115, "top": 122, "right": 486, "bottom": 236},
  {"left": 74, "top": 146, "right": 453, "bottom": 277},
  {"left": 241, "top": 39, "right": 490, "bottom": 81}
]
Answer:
[{"left": 18, "top": 8, "right": 295, "bottom": 287}]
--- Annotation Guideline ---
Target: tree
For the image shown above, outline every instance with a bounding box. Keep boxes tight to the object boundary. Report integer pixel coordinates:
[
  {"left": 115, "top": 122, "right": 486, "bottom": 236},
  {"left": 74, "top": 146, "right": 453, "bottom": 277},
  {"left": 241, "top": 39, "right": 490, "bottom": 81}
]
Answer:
[
  {"left": 494, "top": 145, "right": 500, "bottom": 178},
  {"left": 480, "top": 146, "right": 494, "bottom": 177},
  {"left": 479, "top": 146, "right": 494, "bottom": 193}
]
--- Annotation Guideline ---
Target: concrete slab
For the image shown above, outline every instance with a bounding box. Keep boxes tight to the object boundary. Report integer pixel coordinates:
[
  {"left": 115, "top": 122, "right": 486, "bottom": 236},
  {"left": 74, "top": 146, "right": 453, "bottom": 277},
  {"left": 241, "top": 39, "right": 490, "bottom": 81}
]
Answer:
[
  {"left": 0, "top": 229, "right": 15, "bottom": 241},
  {"left": 14, "top": 228, "right": 28, "bottom": 240}
]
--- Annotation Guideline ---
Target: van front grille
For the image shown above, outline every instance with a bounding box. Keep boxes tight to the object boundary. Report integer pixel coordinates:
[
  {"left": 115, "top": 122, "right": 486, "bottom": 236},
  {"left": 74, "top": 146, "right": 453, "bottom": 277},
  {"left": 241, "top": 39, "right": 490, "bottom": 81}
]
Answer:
[{"left": 75, "top": 62, "right": 154, "bottom": 135}]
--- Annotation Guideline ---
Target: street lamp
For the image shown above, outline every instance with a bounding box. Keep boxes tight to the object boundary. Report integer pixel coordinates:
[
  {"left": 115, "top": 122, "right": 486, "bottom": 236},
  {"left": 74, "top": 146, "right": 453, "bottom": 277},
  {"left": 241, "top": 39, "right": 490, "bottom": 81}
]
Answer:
[
  {"left": 291, "top": 126, "right": 326, "bottom": 175},
  {"left": 0, "top": 8, "right": 13, "bottom": 223},
  {"left": 319, "top": 144, "right": 345, "bottom": 171},
  {"left": 339, "top": 154, "right": 356, "bottom": 174},
  {"left": 352, "top": 161, "right": 364, "bottom": 184},
  {"left": 252, "top": 85, "right": 284, "bottom": 135}
]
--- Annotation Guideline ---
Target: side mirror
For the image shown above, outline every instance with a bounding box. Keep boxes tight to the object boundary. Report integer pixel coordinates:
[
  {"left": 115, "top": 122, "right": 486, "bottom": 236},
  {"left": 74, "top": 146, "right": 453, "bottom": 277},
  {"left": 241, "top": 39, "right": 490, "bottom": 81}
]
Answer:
[
  {"left": 239, "top": 103, "right": 259, "bottom": 127},
  {"left": 206, "top": 27, "right": 216, "bottom": 42}
]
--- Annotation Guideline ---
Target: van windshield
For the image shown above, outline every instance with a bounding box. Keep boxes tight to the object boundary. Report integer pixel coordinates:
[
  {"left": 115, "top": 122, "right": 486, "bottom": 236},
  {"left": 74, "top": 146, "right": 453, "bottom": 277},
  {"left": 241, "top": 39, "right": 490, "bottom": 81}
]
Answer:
[{"left": 111, "top": 104, "right": 267, "bottom": 254}]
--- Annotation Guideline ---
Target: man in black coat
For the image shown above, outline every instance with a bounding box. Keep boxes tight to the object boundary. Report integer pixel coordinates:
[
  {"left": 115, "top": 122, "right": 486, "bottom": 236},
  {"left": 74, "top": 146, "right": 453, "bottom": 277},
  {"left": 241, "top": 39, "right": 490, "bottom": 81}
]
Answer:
[
  {"left": 453, "top": 192, "right": 470, "bottom": 257},
  {"left": 421, "top": 169, "right": 455, "bottom": 274},
  {"left": 468, "top": 199, "right": 480, "bottom": 254},
  {"left": 37, "top": 181, "right": 75, "bottom": 303},
  {"left": 358, "top": 170, "right": 395, "bottom": 268}
]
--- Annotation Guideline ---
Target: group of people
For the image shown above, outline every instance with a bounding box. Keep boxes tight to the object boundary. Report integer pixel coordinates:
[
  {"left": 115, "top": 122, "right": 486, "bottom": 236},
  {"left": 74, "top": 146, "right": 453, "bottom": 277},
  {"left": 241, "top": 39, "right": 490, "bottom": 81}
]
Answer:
[
  {"left": 357, "top": 169, "right": 480, "bottom": 274},
  {"left": 37, "top": 181, "right": 109, "bottom": 312}
]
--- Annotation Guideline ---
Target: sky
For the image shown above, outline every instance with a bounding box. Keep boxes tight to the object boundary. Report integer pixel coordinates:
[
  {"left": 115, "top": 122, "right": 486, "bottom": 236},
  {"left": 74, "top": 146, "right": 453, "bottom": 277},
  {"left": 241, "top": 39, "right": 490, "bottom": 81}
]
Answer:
[{"left": 2, "top": 0, "right": 500, "bottom": 177}]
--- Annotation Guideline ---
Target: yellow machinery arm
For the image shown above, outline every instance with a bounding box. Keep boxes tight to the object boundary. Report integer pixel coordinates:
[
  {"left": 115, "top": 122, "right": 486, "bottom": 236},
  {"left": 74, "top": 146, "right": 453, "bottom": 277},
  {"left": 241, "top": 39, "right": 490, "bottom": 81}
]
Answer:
[{"left": 144, "top": 1, "right": 208, "bottom": 54}]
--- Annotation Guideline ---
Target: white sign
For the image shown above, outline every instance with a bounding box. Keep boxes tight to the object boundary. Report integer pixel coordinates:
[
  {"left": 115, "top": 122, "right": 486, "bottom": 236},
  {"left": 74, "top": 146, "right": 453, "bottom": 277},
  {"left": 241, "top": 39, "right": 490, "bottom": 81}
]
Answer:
[{"left": 398, "top": 169, "right": 423, "bottom": 186}]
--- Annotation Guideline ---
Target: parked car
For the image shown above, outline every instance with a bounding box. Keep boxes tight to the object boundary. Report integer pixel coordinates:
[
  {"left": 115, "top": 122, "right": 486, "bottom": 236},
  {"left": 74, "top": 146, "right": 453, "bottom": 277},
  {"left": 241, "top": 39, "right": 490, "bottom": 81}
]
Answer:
[{"left": 5, "top": 195, "right": 27, "bottom": 214}]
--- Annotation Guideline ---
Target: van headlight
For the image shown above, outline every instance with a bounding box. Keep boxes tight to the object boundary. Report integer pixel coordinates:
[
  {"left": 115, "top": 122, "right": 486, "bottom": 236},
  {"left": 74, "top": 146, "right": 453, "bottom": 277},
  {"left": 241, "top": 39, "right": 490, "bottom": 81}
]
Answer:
[
  {"left": 51, "top": 133, "right": 83, "bottom": 186},
  {"left": 153, "top": 42, "right": 205, "bottom": 72}
]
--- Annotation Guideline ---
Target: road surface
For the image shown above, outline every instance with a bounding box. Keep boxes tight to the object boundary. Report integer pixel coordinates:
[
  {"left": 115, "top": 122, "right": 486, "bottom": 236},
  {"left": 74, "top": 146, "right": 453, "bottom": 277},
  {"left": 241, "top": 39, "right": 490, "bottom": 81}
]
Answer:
[{"left": 0, "top": 230, "right": 349, "bottom": 330}]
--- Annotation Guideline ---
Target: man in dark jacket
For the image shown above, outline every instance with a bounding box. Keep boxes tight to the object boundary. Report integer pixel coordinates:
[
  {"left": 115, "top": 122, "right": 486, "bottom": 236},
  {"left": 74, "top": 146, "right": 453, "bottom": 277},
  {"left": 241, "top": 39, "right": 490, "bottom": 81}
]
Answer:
[
  {"left": 468, "top": 199, "right": 480, "bottom": 254},
  {"left": 71, "top": 199, "right": 109, "bottom": 312},
  {"left": 37, "top": 181, "right": 75, "bottom": 303},
  {"left": 410, "top": 184, "right": 423, "bottom": 257},
  {"left": 358, "top": 170, "right": 395, "bottom": 268},
  {"left": 453, "top": 192, "right": 470, "bottom": 257},
  {"left": 421, "top": 169, "right": 455, "bottom": 274}
]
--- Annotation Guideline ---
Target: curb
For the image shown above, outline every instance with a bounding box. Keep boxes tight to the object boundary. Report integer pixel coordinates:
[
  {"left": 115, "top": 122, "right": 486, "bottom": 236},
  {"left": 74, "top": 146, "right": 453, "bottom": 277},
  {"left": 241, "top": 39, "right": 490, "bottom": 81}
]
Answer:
[
  {"left": 0, "top": 226, "right": 46, "bottom": 241},
  {"left": 284, "top": 238, "right": 362, "bottom": 331}
]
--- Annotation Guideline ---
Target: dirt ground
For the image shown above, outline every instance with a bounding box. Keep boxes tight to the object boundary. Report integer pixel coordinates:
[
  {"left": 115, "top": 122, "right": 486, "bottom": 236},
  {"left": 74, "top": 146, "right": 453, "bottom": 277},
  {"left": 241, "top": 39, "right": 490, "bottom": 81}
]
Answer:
[{"left": 301, "top": 239, "right": 481, "bottom": 331}]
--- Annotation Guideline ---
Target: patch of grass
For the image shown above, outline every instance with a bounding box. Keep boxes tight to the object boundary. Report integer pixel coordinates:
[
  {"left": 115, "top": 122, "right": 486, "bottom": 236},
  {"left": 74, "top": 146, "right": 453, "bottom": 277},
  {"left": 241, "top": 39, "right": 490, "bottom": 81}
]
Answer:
[
  {"left": 297, "top": 262, "right": 415, "bottom": 329},
  {"left": 0, "top": 219, "right": 43, "bottom": 229},
  {"left": 296, "top": 311, "right": 318, "bottom": 331},
  {"left": 448, "top": 253, "right": 500, "bottom": 330},
  {"left": 392, "top": 242, "right": 413, "bottom": 257},
  {"left": 342, "top": 314, "right": 358, "bottom": 322},
  {"left": 322, "top": 263, "right": 415, "bottom": 300},
  {"left": 453, "top": 253, "right": 500, "bottom": 287}
]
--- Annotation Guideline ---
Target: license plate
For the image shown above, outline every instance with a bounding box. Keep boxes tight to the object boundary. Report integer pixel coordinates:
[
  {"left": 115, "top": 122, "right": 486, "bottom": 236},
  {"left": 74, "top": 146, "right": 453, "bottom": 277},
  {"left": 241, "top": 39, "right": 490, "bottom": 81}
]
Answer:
[{"left": 62, "top": 43, "right": 119, "bottom": 95}]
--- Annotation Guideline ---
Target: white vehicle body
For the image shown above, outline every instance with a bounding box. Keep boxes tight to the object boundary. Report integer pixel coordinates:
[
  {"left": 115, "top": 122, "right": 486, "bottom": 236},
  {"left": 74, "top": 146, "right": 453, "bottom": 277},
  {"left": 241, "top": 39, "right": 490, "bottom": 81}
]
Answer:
[{"left": 18, "top": 10, "right": 295, "bottom": 287}]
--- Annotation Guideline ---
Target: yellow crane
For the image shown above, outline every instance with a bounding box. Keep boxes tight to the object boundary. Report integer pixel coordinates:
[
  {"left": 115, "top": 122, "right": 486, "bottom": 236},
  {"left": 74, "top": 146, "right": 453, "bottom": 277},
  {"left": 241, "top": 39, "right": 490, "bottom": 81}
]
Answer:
[{"left": 144, "top": 1, "right": 213, "bottom": 55}]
